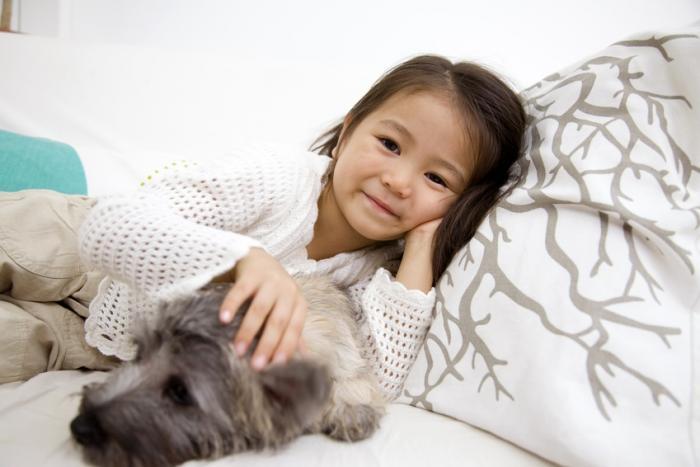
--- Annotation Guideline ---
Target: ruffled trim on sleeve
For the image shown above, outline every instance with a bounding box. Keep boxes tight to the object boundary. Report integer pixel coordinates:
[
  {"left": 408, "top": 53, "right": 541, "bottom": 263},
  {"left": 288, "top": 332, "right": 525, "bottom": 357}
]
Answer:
[{"left": 372, "top": 267, "right": 436, "bottom": 310}]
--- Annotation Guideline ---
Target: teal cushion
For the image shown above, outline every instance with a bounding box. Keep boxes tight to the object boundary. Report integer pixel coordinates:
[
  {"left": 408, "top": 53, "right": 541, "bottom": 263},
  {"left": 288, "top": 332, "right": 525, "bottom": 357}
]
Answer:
[{"left": 0, "top": 129, "right": 87, "bottom": 195}]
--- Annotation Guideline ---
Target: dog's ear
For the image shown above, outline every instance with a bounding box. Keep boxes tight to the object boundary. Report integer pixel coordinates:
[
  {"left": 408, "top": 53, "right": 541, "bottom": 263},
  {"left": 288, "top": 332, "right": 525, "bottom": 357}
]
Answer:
[
  {"left": 258, "top": 360, "right": 331, "bottom": 429},
  {"left": 158, "top": 284, "right": 237, "bottom": 340}
]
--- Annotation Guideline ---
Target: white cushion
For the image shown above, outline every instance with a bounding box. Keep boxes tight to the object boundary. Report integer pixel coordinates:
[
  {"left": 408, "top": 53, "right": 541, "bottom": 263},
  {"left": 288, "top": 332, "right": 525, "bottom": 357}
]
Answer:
[{"left": 399, "top": 22, "right": 700, "bottom": 466}]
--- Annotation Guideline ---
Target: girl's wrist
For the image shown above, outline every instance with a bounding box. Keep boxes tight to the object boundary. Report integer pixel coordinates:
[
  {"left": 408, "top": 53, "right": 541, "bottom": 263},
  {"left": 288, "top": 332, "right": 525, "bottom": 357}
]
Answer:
[
  {"left": 396, "top": 240, "right": 434, "bottom": 293},
  {"left": 403, "top": 231, "right": 435, "bottom": 259},
  {"left": 233, "top": 247, "right": 266, "bottom": 279}
]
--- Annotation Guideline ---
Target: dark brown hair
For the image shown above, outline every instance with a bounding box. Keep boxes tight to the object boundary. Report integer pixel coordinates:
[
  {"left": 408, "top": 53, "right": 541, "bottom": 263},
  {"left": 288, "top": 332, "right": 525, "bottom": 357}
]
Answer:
[{"left": 310, "top": 54, "right": 526, "bottom": 282}]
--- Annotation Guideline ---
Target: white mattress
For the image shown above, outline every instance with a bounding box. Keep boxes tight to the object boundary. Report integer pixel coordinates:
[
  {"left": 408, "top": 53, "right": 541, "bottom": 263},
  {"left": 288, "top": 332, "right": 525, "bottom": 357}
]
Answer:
[{"left": 0, "top": 370, "right": 548, "bottom": 466}]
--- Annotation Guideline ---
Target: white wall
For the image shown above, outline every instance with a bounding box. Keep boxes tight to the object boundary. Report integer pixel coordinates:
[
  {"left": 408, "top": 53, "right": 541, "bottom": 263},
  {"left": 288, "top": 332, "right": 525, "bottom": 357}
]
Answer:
[
  {"left": 3, "top": 0, "right": 699, "bottom": 173},
  {"left": 14, "top": 0, "right": 700, "bottom": 90}
]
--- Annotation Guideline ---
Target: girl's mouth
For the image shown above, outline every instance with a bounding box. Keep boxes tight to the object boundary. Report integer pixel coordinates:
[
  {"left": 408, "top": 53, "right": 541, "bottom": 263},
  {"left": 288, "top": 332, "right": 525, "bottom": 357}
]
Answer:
[{"left": 363, "top": 192, "right": 398, "bottom": 217}]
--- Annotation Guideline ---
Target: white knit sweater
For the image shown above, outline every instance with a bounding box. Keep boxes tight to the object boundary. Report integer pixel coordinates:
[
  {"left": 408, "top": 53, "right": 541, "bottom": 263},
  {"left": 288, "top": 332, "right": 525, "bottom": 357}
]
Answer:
[{"left": 79, "top": 144, "right": 436, "bottom": 400}]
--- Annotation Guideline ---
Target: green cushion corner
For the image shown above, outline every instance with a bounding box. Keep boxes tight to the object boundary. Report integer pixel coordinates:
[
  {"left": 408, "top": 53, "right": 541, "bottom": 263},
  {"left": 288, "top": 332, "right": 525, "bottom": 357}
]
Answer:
[{"left": 0, "top": 129, "right": 87, "bottom": 195}]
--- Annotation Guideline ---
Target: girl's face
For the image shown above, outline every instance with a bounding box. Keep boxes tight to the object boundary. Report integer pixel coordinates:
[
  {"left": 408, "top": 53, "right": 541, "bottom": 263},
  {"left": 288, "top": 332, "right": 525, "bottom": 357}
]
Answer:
[{"left": 331, "top": 90, "right": 471, "bottom": 242}]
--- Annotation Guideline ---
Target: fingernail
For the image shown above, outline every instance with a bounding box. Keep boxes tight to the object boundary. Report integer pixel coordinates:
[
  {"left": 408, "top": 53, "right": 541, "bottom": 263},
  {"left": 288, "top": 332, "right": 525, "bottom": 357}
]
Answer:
[
  {"left": 235, "top": 341, "right": 247, "bottom": 356},
  {"left": 252, "top": 355, "right": 267, "bottom": 370},
  {"left": 220, "top": 309, "right": 232, "bottom": 323},
  {"left": 272, "top": 353, "right": 286, "bottom": 365}
]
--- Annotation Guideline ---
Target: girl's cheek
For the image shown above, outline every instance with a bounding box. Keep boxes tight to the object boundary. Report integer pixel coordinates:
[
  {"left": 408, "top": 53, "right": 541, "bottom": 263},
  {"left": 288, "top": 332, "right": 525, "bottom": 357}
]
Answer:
[{"left": 433, "top": 195, "right": 456, "bottom": 217}]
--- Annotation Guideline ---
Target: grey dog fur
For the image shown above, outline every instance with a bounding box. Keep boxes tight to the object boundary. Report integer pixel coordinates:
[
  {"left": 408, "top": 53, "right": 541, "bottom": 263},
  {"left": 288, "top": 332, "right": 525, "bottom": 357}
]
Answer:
[{"left": 71, "top": 275, "right": 386, "bottom": 467}]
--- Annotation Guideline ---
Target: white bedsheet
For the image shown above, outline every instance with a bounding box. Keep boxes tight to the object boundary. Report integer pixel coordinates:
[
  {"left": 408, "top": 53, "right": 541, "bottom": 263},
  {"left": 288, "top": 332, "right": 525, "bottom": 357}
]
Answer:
[{"left": 0, "top": 371, "right": 549, "bottom": 466}]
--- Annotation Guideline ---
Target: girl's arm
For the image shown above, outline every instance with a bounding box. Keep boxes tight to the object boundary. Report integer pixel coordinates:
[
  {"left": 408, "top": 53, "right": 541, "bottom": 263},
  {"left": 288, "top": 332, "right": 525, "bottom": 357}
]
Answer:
[
  {"left": 79, "top": 151, "right": 299, "bottom": 301},
  {"left": 395, "top": 217, "right": 441, "bottom": 293},
  {"left": 347, "top": 269, "right": 435, "bottom": 401},
  {"left": 347, "top": 219, "right": 442, "bottom": 401}
]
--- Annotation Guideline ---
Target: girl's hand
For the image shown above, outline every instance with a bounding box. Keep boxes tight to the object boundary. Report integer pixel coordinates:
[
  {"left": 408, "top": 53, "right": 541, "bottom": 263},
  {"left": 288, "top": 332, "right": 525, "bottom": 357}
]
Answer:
[
  {"left": 404, "top": 217, "right": 442, "bottom": 249},
  {"left": 396, "top": 218, "right": 443, "bottom": 293},
  {"left": 218, "top": 247, "right": 307, "bottom": 370}
]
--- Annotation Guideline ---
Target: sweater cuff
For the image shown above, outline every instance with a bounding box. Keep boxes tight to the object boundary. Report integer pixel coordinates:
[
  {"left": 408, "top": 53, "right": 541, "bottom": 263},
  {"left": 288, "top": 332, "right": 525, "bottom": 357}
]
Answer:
[{"left": 372, "top": 267, "right": 436, "bottom": 310}]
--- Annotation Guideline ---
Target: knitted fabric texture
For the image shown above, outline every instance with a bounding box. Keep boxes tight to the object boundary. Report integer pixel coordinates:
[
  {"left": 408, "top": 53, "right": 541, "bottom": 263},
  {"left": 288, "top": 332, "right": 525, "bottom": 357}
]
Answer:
[{"left": 79, "top": 145, "right": 436, "bottom": 400}]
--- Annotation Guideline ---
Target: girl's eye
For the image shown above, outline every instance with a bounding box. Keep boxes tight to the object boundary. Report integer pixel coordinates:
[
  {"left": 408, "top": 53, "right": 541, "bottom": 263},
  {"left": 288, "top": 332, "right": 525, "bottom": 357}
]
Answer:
[
  {"left": 426, "top": 173, "right": 447, "bottom": 187},
  {"left": 379, "top": 137, "right": 400, "bottom": 154}
]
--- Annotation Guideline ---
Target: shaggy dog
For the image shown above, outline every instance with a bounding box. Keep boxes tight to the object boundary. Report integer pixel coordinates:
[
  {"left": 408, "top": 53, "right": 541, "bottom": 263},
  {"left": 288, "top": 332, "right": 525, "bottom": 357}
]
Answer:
[{"left": 70, "top": 275, "right": 385, "bottom": 467}]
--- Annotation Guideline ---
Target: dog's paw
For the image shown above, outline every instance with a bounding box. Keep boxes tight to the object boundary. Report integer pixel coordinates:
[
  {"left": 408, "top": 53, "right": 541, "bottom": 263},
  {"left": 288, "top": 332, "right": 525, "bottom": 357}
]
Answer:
[{"left": 321, "top": 403, "right": 382, "bottom": 442}]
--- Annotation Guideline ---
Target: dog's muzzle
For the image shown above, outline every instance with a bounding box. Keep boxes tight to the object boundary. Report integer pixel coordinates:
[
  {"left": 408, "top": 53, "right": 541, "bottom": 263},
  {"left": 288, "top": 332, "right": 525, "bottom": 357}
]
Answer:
[{"left": 71, "top": 412, "right": 107, "bottom": 447}]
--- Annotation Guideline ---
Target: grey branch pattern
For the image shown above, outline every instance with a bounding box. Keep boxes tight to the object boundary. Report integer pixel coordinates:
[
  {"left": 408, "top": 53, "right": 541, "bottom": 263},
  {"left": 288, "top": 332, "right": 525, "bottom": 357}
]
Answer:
[{"left": 404, "top": 33, "right": 698, "bottom": 421}]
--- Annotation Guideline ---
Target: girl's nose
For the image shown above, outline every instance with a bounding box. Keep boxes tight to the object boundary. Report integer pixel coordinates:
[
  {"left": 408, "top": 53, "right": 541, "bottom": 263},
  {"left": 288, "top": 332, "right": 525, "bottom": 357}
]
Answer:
[{"left": 380, "top": 169, "right": 412, "bottom": 198}]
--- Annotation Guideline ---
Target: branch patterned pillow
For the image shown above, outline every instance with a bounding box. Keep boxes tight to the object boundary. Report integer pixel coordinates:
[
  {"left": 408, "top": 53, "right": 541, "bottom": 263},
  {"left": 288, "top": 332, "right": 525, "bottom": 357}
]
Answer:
[{"left": 398, "top": 23, "right": 700, "bottom": 466}]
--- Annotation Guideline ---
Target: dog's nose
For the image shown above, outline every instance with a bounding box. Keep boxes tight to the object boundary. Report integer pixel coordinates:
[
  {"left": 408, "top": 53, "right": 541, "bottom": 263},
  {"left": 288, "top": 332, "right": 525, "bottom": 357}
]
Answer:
[{"left": 70, "top": 412, "right": 107, "bottom": 447}]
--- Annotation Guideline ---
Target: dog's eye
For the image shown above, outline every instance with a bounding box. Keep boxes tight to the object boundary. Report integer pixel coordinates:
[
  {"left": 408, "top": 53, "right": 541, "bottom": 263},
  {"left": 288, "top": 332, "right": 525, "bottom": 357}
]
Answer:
[{"left": 164, "top": 376, "right": 193, "bottom": 406}]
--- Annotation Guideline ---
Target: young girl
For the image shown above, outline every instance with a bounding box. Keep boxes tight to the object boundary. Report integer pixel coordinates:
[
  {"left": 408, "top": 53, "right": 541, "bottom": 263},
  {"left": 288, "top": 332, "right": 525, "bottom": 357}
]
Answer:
[{"left": 0, "top": 55, "right": 525, "bottom": 400}]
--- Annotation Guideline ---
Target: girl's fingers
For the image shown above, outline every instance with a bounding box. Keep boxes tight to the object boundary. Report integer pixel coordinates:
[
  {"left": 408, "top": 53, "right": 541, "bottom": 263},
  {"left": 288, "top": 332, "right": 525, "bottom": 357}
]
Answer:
[
  {"left": 298, "top": 336, "right": 309, "bottom": 355},
  {"left": 270, "top": 299, "right": 307, "bottom": 365},
  {"left": 250, "top": 294, "right": 295, "bottom": 370},
  {"left": 233, "top": 284, "right": 276, "bottom": 354},
  {"left": 219, "top": 280, "right": 255, "bottom": 324}
]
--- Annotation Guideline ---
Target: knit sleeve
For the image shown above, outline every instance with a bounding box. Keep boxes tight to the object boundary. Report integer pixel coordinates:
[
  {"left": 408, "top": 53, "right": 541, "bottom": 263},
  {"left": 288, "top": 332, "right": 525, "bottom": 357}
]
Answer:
[
  {"left": 79, "top": 153, "right": 299, "bottom": 301},
  {"left": 347, "top": 267, "right": 436, "bottom": 401}
]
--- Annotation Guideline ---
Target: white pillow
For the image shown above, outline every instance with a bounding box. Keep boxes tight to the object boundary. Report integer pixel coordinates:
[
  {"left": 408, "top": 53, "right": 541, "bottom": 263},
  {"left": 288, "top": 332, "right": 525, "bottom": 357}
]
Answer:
[{"left": 398, "top": 22, "right": 700, "bottom": 466}]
